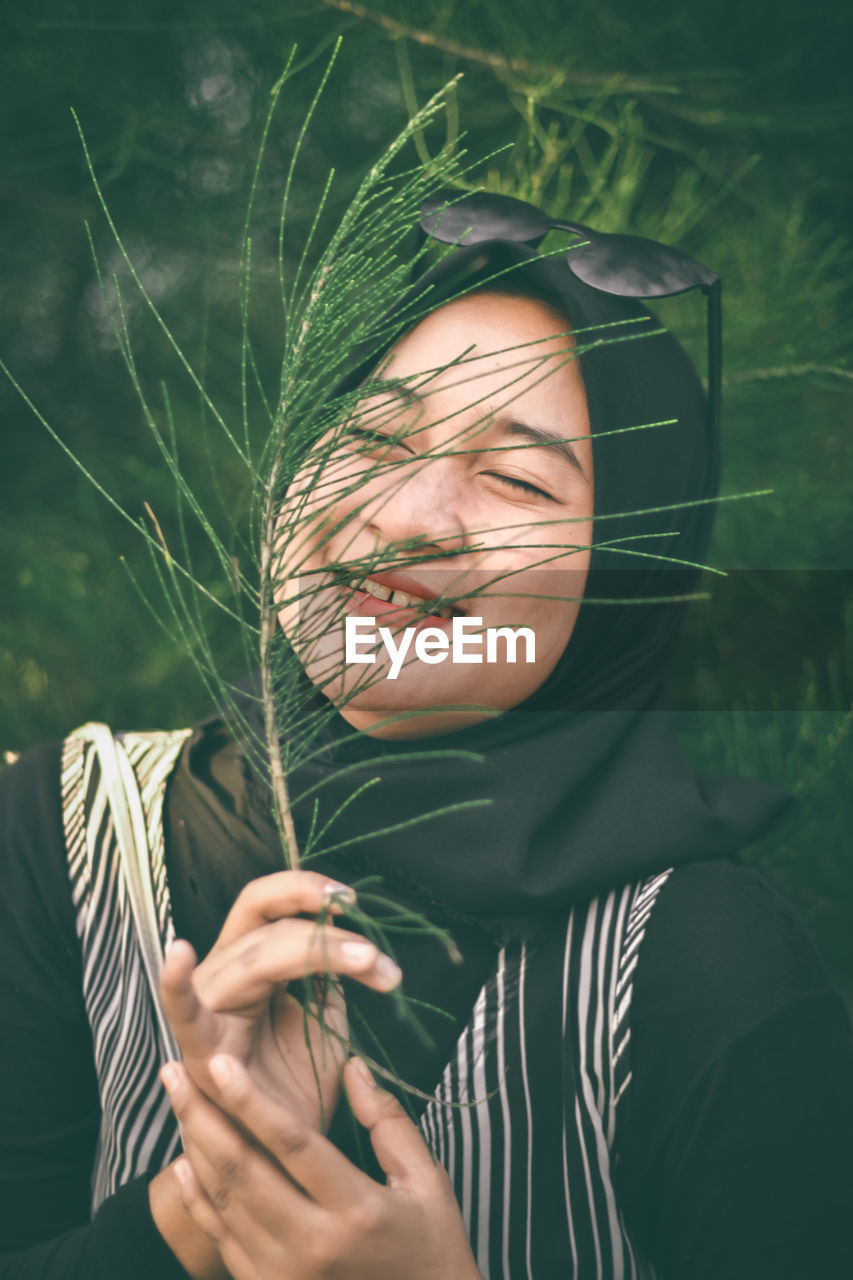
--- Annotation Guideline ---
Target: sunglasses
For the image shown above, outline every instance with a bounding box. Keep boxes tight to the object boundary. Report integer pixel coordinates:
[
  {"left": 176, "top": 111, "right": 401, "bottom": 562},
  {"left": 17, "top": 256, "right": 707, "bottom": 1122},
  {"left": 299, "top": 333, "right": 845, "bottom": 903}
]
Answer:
[{"left": 420, "top": 189, "right": 722, "bottom": 444}]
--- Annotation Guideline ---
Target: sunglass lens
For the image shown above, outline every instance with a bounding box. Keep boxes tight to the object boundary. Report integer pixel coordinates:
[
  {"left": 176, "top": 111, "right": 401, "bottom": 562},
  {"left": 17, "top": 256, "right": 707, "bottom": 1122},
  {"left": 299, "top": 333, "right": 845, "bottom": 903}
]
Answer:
[
  {"left": 566, "top": 232, "right": 718, "bottom": 298},
  {"left": 420, "top": 190, "right": 551, "bottom": 246}
]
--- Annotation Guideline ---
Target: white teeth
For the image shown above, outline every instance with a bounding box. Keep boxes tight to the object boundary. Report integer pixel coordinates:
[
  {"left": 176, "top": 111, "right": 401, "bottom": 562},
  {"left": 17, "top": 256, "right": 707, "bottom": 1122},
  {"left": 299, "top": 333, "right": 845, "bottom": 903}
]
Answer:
[
  {"left": 367, "top": 579, "right": 393, "bottom": 603},
  {"left": 354, "top": 576, "right": 456, "bottom": 618},
  {"left": 387, "top": 587, "right": 424, "bottom": 610}
]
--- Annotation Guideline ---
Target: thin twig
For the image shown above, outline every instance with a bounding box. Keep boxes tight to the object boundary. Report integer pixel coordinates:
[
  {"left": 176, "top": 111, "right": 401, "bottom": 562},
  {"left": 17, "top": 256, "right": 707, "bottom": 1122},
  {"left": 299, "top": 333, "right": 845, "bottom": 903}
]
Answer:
[
  {"left": 259, "top": 455, "right": 301, "bottom": 869},
  {"left": 726, "top": 363, "right": 853, "bottom": 383},
  {"left": 316, "top": 0, "right": 695, "bottom": 92}
]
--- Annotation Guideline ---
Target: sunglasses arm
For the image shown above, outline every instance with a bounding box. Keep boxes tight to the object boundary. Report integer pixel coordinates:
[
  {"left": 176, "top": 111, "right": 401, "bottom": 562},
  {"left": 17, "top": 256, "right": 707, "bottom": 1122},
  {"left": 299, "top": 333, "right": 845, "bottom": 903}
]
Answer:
[{"left": 704, "top": 277, "right": 723, "bottom": 446}]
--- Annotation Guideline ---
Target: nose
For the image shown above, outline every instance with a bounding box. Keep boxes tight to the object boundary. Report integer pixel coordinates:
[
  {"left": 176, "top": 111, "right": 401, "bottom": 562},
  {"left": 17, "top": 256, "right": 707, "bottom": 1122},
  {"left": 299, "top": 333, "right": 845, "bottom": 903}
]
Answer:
[{"left": 364, "top": 454, "right": 469, "bottom": 558}]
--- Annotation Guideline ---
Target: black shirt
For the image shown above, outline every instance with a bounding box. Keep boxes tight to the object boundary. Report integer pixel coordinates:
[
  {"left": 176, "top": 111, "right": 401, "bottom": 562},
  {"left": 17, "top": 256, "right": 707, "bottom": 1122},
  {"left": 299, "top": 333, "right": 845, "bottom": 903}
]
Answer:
[{"left": 1, "top": 739, "right": 852, "bottom": 1277}]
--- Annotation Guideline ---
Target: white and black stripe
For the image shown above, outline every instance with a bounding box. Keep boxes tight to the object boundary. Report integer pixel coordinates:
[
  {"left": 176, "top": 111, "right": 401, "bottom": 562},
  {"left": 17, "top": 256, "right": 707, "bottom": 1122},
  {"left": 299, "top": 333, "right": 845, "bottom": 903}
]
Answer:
[
  {"left": 62, "top": 725, "right": 190, "bottom": 1212},
  {"left": 420, "top": 874, "right": 672, "bottom": 1278},
  {"left": 62, "top": 724, "right": 673, "bottom": 1272}
]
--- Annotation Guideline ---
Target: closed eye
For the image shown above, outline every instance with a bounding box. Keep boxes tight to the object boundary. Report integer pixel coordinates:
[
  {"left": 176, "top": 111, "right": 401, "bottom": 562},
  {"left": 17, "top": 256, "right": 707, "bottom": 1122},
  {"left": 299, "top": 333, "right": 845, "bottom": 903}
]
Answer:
[
  {"left": 344, "top": 425, "right": 413, "bottom": 454},
  {"left": 484, "top": 471, "right": 555, "bottom": 501}
]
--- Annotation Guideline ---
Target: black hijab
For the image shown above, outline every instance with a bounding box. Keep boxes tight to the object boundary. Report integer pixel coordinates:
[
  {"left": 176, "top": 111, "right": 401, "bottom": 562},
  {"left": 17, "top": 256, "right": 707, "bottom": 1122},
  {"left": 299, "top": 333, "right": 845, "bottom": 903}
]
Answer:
[
  {"left": 227, "top": 241, "right": 788, "bottom": 941},
  {"left": 166, "top": 242, "right": 792, "bottom": 1144}
]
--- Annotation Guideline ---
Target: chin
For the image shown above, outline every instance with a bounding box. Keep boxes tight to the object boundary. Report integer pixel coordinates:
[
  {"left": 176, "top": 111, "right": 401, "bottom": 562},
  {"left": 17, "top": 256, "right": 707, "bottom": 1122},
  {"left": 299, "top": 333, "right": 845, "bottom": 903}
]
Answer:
[
  {"left": 323, "top": 663, "right": 554, "bottom": 738},
  {"left": 289, "top": 615, "right": 569, "bottom": 736}
]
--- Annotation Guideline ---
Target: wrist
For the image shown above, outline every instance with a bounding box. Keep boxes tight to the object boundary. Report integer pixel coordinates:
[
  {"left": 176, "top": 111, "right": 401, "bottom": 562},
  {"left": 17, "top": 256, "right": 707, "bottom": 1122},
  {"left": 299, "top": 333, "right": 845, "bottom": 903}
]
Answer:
[{"left": 149, "top": 1162, "right": 230, "bottom": 1280}]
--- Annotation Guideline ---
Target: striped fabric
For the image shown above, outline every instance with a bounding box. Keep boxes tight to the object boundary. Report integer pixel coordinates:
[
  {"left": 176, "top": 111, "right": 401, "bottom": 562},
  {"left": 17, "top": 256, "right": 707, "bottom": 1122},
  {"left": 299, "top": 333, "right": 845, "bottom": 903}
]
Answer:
[
  {"left": 62, "top": 724, "right": 191, "bottom": 1212},
  {"left": 62, "top": 724, "right": 672, "bottom": 1274},
  {"left": 420, "top": 873, "right": 672, "bottom": 1279}
]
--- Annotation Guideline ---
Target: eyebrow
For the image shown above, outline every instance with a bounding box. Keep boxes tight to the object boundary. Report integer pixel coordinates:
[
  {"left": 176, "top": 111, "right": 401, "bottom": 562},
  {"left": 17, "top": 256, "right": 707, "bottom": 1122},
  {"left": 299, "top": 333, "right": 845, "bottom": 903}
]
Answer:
[
  {"left": 363, "top": 380, "right": 587, "bottom": 478},
  {"left": 497, "top": 420, "right": 586, "bottom": 476}
]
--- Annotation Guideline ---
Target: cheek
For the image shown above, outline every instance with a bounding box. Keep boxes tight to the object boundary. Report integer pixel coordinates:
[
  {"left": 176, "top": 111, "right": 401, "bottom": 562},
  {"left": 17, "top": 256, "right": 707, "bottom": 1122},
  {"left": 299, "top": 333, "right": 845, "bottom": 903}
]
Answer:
[
  {"left": 479, "top": 524, "right": 592, "bottom": 609},
  {"left": 276, "top": 453, "right": 372, "bottom": 574},
  {"left": 273, "top": 453, "right": 390, "bottom": 648},
  {"left": 534, "top": 594, "right": 585, "bottom": 665},
  {"left": 542, "top": 538, "right": 592, "bottom": 643},
  {"left": 298, "top": 450, "right": 369, "bottom": 519},
  {"left": 494, "top": 536, "right": 591, "bottom": 669}
]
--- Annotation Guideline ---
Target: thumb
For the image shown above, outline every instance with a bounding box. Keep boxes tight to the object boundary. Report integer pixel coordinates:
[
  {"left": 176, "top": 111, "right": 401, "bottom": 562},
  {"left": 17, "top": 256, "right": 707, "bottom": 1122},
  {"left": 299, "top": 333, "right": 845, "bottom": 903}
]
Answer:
[{"left": 343, "top": 1057, "right": 432, "bottom": 1184}]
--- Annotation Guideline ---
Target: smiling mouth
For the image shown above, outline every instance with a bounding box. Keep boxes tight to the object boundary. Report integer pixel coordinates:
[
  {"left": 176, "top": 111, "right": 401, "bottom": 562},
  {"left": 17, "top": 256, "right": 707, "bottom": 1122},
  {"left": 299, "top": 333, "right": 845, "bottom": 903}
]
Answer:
[{"left": 345, "top": 575, "right": 462, "bottom": 620}]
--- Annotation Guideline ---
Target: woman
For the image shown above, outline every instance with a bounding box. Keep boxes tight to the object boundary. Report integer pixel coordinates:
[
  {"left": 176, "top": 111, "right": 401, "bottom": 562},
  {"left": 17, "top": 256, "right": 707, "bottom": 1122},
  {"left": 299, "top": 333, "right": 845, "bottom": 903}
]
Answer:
[{"left": 1, "top": 229, "right": 852, "bottom": 1280}]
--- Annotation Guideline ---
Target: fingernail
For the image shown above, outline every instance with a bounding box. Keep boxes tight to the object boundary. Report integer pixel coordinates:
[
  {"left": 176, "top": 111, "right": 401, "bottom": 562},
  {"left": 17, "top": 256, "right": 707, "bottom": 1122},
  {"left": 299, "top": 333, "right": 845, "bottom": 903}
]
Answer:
[
  {"left": 374, "top": 953, "right": 402, "bottom": 988},
  {"left": 350, "top": 1056, "right": 375, "bottom": 1087},
  {"left": 324, "top": 880, "right": 357, "bottom": 907},
  {"left": 161, "top": 1063, "right": 180, "bottom": 1093},
  {"left": 173, "top": 1156, "right": 191, "bottom": 1188},
  {"left": 341, "top": 940, "right": 376, "bottom": 965},
  {"left": 165, "top": 938, "right": 195, "bottom": 963},
  {"left": 209, "top": 1055, "right": 235, "bottom": 1087}
]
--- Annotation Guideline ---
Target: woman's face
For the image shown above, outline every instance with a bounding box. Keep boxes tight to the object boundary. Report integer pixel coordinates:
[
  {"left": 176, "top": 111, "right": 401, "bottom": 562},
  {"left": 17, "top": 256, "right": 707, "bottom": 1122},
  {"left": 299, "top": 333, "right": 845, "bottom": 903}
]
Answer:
[{"left": 277, "top": 292, "right": 594, "bottom": 737}]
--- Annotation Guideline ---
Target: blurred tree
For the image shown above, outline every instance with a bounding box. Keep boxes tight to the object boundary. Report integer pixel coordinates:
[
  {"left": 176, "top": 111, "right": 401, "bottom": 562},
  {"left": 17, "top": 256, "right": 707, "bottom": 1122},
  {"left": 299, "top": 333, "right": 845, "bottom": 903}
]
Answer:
[{"left": 1, "top": 0, "right": 851, "bottom": 987}]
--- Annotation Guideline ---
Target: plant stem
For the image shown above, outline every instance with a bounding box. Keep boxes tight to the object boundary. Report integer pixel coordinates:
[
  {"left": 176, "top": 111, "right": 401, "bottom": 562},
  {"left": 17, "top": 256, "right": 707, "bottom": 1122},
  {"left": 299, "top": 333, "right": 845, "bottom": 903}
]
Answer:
[{"left": 259, "top": 453, "right": 300, "bottom": 869}]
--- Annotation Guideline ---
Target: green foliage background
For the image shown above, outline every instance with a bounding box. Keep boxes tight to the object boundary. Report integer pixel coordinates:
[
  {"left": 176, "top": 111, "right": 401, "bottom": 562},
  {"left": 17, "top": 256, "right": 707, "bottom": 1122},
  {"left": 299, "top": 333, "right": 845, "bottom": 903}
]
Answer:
[{"left": 1, "top": 1, "right": 851, "bottom": 990}]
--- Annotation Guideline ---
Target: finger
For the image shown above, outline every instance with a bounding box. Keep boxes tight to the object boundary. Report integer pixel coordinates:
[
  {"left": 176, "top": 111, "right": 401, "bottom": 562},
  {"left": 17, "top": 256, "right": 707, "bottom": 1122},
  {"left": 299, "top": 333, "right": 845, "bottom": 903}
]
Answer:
[
  {"left": 344, "top": 1056, "right": 434, "bottom": 1185},
  {"left": 163, "top": 1062, "right": 319, "bottom": 1239},
  {"left": 160, "top": 939, "right": 222, "bottom": 1060},
  {"left": 207, "top": 1053, "right": 376, "bottom": 1211},
  {"left": 197, "top": 918, "right": 402, "bottom": 1009},
  {"left": 215, "top": 871, "right": 357, "bottom": 948},
  {"left": 172, "top": 1155, "right": 230, "bottom": 1248},
  {"left": 174, "top": 1157, "right": 268, "bottom": 1280}
]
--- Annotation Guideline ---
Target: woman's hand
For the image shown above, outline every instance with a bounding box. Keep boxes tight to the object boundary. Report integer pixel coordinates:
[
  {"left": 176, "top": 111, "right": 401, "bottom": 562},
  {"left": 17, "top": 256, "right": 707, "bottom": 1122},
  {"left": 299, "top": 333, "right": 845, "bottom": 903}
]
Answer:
[
  {"left": 161, "top": 1053, "right": 482, "bottom": 1280},
  {"left": 159, "top": 870, "right": 402, "bottom": 1133}
]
